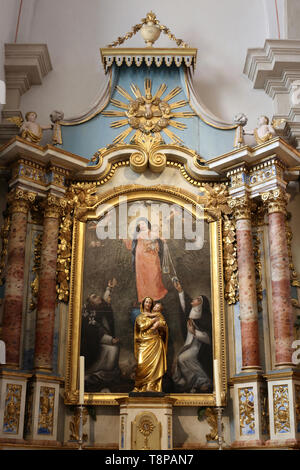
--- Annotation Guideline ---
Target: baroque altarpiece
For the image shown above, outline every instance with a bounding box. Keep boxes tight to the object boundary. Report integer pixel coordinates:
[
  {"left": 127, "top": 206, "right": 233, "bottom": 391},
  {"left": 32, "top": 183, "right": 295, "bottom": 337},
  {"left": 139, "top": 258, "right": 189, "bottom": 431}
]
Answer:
[{"left": 0, "top": 13, "right": 300, "bottom": 449}]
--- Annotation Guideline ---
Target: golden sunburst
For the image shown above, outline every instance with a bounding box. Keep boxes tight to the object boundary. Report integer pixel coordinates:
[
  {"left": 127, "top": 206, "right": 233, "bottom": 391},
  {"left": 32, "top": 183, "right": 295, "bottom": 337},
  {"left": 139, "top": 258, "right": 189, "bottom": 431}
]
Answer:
[{"left": 102, "top": 78, "right": 195, "bottom": 144}]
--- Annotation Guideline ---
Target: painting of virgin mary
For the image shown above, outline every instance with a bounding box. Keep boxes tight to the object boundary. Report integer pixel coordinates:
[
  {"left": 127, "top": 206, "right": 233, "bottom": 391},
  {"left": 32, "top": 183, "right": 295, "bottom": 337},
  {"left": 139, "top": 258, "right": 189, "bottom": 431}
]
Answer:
[{"left": 123, "top": 217, "right": 168, "bottom": 302}]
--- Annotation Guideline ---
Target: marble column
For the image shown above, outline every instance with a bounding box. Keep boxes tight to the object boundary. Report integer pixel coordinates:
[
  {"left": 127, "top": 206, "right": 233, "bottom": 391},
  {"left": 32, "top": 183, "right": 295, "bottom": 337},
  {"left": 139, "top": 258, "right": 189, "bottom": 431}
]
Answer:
[
  {"left": 34, "top": 197, "right": 62, "bottom": 372},
  {"left": 233, "top": 196, "right": 261, "bottom": 371},
  {"left": 262, "top": 189, "right": 294, "bottom": 368},
  {"left": 1, "top": 190, "right": 35, "bottom": 368}
]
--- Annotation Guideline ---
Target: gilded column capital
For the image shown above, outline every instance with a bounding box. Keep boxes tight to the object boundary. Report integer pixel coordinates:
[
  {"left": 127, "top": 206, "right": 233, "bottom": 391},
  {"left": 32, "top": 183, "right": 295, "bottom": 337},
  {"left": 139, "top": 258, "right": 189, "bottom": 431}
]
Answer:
[
  {"left": 43, "top": 194, "right": 68, "bottom": 219},
  {"left": 261, "top": 188, "right": 289, "bottom": 215},
  {"left": 228, "top": 195, "right": 252, "bottom": 220},
  {"left": 7, "top": 188, "right": 37, "bottom": 214}
]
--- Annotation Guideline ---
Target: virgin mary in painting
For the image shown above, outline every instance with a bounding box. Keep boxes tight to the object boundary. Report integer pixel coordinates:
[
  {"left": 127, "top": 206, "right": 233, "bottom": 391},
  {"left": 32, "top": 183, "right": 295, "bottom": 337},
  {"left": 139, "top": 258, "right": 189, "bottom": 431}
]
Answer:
[{"left": 123, "top": 217, "right": 168, "bottom": 302}]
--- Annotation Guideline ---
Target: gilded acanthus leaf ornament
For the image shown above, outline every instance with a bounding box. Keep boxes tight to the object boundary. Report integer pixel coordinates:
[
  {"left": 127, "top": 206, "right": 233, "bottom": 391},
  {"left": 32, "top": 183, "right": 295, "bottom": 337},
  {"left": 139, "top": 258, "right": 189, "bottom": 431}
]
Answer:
[
  {"left": 202, "top": 184, "right": 231, "bottom": 218},
  {"left": 222, "top": 215, "right": 238, "bottom": 305}
]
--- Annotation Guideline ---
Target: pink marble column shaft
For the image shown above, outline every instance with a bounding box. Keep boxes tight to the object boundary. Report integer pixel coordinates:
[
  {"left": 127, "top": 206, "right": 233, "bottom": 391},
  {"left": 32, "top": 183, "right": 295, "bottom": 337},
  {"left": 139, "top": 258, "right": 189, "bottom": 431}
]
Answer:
[
  {"left": 268, "top": 211, "right": 294, "bottom": 367},
  {"left": 2, "top": 207, "right": 28, "bottom": 368},
  {"left": 34, "top": 215, "right": 60, "bottom": 371},
  {"left": 236, "top": 218, "right": 261, "bottom": 370}
]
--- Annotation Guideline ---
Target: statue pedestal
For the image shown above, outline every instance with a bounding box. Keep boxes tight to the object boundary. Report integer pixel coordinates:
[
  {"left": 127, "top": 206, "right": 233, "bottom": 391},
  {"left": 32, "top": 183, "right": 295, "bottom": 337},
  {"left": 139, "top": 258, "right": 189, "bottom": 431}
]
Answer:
[{"left": 116, "top": 395, "right": 177, "bottom": 450}]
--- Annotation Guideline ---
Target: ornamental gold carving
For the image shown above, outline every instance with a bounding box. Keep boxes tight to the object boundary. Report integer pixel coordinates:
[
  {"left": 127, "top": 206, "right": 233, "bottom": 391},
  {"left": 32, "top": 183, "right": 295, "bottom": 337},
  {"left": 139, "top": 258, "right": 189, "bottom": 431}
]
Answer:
[
  {"left": 222, "top": 215, "right": 238, "bottom": 305},
  {"left": 273, "top": 385, "right": 290, "bottom": 434},
  {"left": 238, "top": 387, "right": 255, "bottom": 436},
  {"left": 7, "top": 188, "right": 37, "bottom": 214},
  {"left": 102, "top": 77, "right": 194, "bottom": 150},
  {"left": 37, "top": 386, "right": 55, "bottom": 435},
  {"left": 251, "top": 210, "right": 264, "bottom": 312},
  {"left": 3, "top": 384, "right": 22, "bottom": 434},
  {"left": 132, "top": 412, "right": 161, "bottom": 450},
  {"left": 138, "top": 418, "right": 155, "bottom": 450},
  {"left": 202, "top": 183, "right": 231, "bottom": 219},
  {"left": 204, "top": 407, "right": 219, "bottom": 442},
  {"left": 56, "top": 213, "right": 73, "bottom": 302},
  {"left": 261, "top": 188, "right": 289, "bottom": 215},
  {"left": 128, "top": 134, "right": 167, "bottom": 173},
  {"left": 228, "top": 195, "right": 252, "bottom": 220},
  {"left": 43, "top": 194, "right": 67, "bottom": 219}
]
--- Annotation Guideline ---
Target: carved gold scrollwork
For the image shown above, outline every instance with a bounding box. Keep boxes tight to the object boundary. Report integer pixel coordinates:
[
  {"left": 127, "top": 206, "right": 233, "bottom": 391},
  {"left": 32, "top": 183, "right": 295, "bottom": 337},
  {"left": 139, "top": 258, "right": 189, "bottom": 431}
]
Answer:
[
  {"left": 149, "top": 152, "right": 167, "bottom": 173},
  {"left": 261, "top": 188, "right": 289, "bottom": 215},
  {"left": 228, "top": 195, "right": 252, "bottom": 220},
  {"left": 130, "top": 152, "right": 148, "bottom": 173},
  {"left": 222, "top": 215, "right": 238, "bottom": 305},
  {"left": 204, "top": 407, "right": 219, "bottom": 442},
  {"left": 43, "top": 194, "right": 67, "bottom": 219},
  {"left": 251, "top": 205, "right": 265, "bottom": 312},
  {"left": 238, "top": 387, "right": 255, "bottom": 436},
  {"left": 7, "top": 188, "right": 37, "bottom": 214},
  {"left": 56, "top": 212, "right": 73, "bottom": 302},
  {"left": 38, "top": 386, "right": 55, "bottom": 435},
  {"left": 273, "top": 385, "right": 290, "bottom": 434},
  {"left": 56, "top": 182, "right": 103, "bottom": 302},
  {"left": 3, "top": 384, "right": 22, "bottom": 434},
  {"left": 202, "top": 183, "right": 231, "bottom": 219}
]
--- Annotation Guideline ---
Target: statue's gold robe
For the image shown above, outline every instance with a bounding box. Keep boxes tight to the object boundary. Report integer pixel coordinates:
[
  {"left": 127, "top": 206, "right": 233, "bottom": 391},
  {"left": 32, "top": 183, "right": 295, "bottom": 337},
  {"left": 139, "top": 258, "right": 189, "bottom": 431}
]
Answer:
[{"left": 133, "top": 312, "right": 168, "bottom": 392}]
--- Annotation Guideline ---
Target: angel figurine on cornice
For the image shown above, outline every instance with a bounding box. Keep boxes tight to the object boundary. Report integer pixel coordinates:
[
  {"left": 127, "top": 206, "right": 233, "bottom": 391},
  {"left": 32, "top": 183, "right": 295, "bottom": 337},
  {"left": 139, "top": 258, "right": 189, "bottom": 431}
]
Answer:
[
  {"left": 244, "top": 115, "right": 286, "bottom": 145},
  {"left": 7, "top": 109, "right": 64, "bottom": 145}
]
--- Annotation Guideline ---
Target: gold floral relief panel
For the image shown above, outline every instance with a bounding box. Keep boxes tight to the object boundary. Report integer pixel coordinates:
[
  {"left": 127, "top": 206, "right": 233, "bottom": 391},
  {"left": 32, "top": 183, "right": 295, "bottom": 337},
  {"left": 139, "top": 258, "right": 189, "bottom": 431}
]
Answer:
[{"left": 65, "top": 186, "right": 226, "bottom": 406}]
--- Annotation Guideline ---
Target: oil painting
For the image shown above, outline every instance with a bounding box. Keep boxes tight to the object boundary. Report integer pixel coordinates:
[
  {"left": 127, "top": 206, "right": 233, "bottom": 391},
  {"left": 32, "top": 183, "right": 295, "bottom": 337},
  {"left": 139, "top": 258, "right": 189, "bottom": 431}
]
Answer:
[{"left": 79, "top": 198, "right": 214, "bottom": 396}]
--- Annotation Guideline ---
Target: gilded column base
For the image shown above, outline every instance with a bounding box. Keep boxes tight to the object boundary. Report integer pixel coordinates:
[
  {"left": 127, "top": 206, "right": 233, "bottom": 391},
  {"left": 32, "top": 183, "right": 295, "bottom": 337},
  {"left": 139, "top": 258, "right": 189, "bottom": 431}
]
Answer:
[
  {"left": 116, "top": 396, "right": 177, "bottom": 450},
  {"left": 231, "top": 373, "right": 269, "bottom": 446},
  {"left": 265, "top": 370, "right": 300, "bottom": 445},
  {"left": 0, "top": 370, "right": 31, "bottom": 441},
  {"left": 24, "top": 374, "right": 63, "bottom": 443}
]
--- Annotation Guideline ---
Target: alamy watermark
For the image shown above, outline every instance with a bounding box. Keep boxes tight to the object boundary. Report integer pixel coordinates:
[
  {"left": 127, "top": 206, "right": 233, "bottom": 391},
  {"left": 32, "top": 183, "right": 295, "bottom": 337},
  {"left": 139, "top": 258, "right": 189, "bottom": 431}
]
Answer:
[{"left": 94, "top": 196, "right": 205, "bottom": 250}]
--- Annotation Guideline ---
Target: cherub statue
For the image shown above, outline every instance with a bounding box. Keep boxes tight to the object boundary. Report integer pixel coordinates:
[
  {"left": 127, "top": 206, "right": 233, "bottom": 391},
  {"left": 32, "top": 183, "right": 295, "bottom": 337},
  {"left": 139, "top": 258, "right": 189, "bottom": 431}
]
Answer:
[
  {"left": 244, "top": 115, "right": 276, "bottom": 145},
  {"left": 19, "top": 111, "right": 52, "bottom": 144}
]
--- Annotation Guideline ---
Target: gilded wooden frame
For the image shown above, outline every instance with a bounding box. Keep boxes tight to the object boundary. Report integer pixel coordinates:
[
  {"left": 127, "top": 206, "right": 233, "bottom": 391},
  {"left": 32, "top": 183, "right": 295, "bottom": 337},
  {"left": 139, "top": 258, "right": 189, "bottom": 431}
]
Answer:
[{"left": 64, "top": 185, "right": 227, "bottom": 406}]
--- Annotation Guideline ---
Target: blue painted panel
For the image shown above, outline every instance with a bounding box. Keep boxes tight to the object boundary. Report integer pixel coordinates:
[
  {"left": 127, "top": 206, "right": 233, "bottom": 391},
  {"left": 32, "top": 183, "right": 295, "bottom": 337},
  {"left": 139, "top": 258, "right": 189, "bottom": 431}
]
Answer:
[{"left": 60, "top": 63, "right": 235, "bottom": 161}]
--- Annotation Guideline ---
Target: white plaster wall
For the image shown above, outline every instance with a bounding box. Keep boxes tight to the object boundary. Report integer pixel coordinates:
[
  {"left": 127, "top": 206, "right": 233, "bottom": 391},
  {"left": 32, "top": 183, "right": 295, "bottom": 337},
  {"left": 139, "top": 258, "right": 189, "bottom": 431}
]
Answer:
[
  {"left": 0, "top": 0, "right": 281, "bottom": 131},
  {"left": 0, "top": 0, "right": 19, "bottom": 121}
]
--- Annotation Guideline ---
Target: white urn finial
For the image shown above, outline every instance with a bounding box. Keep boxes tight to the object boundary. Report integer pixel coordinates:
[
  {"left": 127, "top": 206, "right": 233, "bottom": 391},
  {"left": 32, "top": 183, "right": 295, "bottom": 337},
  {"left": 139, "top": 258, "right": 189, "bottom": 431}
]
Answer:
[{"left": 140, "top": 11, "right": 161, "bottom": 47}]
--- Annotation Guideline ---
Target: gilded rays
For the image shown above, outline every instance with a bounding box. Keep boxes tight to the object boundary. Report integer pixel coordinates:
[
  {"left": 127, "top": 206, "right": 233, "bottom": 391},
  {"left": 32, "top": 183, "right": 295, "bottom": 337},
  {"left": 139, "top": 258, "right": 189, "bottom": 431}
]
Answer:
[{"left": 102, "top": 79, "right": 195, "bottom": 144}]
